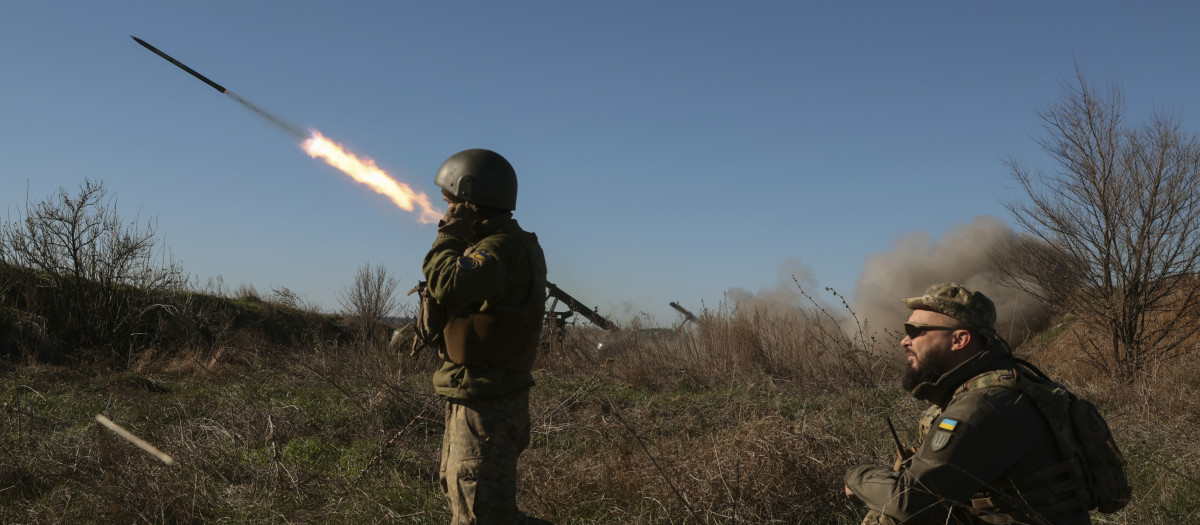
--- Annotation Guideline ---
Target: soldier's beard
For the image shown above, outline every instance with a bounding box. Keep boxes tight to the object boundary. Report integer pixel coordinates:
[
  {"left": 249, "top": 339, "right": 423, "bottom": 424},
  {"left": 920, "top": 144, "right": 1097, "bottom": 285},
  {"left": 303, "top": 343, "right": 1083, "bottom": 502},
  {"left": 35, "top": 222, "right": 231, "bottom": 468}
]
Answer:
[{"left": 901, "top": 348, "right": 958, "bottom": 392}]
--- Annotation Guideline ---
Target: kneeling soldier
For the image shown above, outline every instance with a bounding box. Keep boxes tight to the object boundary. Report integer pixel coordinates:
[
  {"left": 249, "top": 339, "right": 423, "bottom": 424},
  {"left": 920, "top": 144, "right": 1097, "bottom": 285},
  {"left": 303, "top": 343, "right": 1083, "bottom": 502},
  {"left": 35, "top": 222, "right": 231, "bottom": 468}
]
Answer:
[{"left": 844, "top": 283, "right": 1091, "bottom": 524}]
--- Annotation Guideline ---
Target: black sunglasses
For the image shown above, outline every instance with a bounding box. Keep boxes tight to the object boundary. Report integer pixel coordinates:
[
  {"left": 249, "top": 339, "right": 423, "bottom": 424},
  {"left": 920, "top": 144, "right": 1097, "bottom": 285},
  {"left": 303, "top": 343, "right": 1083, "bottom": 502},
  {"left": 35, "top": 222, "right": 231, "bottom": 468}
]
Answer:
[{"left": 903, "top": 322, "right": 964, "bottom": 338}]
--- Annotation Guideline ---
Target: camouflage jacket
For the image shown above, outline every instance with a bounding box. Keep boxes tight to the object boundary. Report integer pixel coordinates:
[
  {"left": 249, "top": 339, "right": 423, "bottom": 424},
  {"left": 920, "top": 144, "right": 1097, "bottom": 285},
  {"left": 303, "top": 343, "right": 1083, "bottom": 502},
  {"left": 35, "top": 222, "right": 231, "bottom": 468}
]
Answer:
[
  {"left": 423, "top": 213, "right": 546, "bottom": 400},
  {"left": 845, "top": 349, "right": 1091, "bottom": 524}
]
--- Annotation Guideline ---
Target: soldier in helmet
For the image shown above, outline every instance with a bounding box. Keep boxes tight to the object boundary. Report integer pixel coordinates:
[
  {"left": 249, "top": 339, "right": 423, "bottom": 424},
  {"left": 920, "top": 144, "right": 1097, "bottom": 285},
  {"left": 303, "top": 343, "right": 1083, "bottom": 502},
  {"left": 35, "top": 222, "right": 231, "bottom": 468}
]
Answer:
[
  {"left": 843, "top": 283, "right": 1091, "bottom": 524},
  {"left": 423, "top": 149, "right": 550, "bottom": 525}
]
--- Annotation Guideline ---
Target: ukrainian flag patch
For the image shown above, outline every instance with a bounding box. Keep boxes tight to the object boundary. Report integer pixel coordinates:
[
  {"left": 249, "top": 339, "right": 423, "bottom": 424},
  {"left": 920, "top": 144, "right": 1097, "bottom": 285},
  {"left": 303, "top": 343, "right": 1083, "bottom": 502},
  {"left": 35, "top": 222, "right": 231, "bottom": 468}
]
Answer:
[
  {"left": 938, "top": 418, "right": 958, "bottom": 431},
  {"left": 457, "top": 250, "right": 493, "bottom": 270}
]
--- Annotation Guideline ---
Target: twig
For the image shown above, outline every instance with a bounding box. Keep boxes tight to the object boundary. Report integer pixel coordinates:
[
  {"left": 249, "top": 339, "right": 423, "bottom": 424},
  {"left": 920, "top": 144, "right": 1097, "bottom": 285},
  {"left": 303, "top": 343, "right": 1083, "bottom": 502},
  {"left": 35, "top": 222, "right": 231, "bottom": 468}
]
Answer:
[{"left": 792, "top": 280, "right": 874, "bottom": 386}]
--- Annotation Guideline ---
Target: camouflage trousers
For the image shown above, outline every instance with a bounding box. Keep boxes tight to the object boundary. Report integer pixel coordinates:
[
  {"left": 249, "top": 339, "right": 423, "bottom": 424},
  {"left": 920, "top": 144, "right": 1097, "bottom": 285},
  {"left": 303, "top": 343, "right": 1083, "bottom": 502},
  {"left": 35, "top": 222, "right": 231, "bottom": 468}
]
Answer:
[{"left": 440, "top": 390, "right": 531, "bottom": 525}]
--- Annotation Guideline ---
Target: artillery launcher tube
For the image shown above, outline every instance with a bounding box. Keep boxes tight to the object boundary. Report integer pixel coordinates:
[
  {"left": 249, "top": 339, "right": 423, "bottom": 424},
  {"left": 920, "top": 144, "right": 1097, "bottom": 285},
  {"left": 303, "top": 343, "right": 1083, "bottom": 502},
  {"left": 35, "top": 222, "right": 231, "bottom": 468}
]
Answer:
[
  {"left": 546, "top": 282, "right": 617, "bottom": 330},
  {"left": 669, "top": 301, "right": 699, "bottom": 323}
]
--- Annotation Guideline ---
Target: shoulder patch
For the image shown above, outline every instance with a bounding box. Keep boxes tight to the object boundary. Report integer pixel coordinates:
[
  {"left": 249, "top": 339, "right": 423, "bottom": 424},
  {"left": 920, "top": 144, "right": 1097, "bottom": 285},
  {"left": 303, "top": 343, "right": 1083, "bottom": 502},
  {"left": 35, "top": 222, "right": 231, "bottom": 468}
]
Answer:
[
  {"left": 931, "top": 430, "right": 953, "bottom": 451},
  {"left": 456, "top": 250, "right": 494, "bottom": 271},
  {"left": 938, "top": 418, "right": 958, "bottom": 431}
]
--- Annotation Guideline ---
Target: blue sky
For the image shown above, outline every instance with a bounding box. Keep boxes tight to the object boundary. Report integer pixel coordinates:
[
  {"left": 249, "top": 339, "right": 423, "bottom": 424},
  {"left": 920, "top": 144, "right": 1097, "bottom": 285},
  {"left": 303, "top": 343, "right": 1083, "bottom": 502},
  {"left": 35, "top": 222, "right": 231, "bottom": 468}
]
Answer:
[{"left": 2, "top": 2, "right": 1198, "bottom": 325}]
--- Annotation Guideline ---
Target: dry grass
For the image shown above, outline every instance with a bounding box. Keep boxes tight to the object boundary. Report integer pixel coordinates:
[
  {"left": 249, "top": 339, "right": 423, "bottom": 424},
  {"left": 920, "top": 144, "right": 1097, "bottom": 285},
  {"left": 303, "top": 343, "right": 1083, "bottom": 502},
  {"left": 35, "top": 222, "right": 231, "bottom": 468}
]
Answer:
[{"left": 1, "top": 305, "right": 1197, "bottom": 523}]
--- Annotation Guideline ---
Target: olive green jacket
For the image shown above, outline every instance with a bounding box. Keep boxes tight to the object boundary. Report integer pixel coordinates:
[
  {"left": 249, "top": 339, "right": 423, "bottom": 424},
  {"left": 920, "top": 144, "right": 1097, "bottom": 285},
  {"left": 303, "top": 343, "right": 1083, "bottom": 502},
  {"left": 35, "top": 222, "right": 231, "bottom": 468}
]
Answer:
[
  {"left": 422, "top": 213, "right": 544, "bottom": 400},
  {"left": 845, "top": 349, "right": 1090, "bottom": 524}
]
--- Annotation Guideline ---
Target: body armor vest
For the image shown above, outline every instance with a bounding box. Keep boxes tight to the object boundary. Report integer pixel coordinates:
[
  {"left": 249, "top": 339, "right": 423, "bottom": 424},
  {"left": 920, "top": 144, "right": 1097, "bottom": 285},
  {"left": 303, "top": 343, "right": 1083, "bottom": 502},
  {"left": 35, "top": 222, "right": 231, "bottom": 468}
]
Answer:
[{"left": 443, "top": 230, "right": 546, "bottom": 373}]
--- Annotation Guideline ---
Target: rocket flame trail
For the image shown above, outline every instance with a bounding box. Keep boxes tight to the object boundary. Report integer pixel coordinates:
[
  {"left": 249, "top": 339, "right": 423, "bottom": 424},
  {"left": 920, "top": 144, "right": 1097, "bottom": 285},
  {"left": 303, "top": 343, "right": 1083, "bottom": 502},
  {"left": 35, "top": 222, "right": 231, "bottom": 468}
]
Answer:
[
  {"left": 302, "top": 130, "right": 443, "bottom": 223},
  {"left": 132, "top": 36, "right": 442, "bottom": 225}
]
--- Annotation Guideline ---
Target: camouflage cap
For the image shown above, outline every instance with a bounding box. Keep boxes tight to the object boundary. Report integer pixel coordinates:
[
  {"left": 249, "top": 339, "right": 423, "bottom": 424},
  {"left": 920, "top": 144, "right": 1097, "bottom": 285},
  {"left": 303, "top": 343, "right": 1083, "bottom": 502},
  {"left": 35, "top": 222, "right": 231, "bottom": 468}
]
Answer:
[{"left": 902, "top": 283, "right": 996, "bottom": 335}]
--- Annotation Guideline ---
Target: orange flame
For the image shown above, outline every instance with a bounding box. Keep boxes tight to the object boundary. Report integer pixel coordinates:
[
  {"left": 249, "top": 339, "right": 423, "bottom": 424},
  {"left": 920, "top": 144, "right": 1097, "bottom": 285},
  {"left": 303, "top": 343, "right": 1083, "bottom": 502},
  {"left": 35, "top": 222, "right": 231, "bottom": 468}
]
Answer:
[{"left": 302, "top": 130, "right": 442, "bottom": 224}]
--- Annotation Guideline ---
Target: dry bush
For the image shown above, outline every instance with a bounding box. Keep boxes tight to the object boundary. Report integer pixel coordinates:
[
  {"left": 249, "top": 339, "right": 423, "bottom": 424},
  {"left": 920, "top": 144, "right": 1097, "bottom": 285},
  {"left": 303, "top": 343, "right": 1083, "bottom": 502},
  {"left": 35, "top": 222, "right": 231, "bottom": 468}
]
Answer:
[
  {"left": 541, "top": 301, "right": 893, "bottom": 393},
  {"left": 519, "top": 302, "right": 917, "bottom": 523},
  {"left": 1000, "top": 67, "right": 1200, "bottom": 380},
  {"left": 517, "top": 375, "right": 920, "bottom": 524},
  {"left": 0, "top": 180, "right": 187, "bottom": 364},
  {"left": 337, "top": 263, "right": 401, "bottom": 322}
]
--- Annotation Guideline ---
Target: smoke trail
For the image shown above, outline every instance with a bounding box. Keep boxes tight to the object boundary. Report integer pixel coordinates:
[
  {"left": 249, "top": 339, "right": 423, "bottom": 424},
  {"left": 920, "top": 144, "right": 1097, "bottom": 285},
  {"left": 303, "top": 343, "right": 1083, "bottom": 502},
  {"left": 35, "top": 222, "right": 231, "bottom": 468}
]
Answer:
[
  {"left": 850, "top": 215, "right": 1048, "bottom": 346},
  {"left": 225, "top": 91, "right": 306, "bottom": 140}
]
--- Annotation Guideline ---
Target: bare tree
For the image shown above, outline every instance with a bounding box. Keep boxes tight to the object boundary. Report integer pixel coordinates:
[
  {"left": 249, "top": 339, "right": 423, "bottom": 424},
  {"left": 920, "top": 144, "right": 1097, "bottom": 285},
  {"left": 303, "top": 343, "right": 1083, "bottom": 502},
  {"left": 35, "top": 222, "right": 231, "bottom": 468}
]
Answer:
[
  {"left": 338, "top": 262, "right": 400, "bottom": 323},
  {"left": 0, "top": 179, "right": 186, "bottom": 358},
  {"left": 997, "top": 67, "right": 1200, "bottom": 379}
]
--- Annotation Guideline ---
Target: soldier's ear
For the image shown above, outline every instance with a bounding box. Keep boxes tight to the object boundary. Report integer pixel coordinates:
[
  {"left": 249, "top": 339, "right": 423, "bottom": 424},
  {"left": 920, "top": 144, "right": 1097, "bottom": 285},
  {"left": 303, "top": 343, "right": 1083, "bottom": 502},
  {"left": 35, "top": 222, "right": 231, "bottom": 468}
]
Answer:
[{"left": 949, "top": 329, "right": 973, "bottom": 351}]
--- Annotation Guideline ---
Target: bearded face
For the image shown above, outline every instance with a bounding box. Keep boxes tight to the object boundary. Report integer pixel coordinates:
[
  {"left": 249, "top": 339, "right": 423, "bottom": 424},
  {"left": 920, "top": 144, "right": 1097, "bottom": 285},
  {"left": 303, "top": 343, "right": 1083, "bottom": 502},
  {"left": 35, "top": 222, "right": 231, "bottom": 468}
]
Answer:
[
  {"left": 901, "top": 338, "right": 959, "bottom": 391},
  {"left": 899, "top": 310, "right": 969, "bottom": 392}
]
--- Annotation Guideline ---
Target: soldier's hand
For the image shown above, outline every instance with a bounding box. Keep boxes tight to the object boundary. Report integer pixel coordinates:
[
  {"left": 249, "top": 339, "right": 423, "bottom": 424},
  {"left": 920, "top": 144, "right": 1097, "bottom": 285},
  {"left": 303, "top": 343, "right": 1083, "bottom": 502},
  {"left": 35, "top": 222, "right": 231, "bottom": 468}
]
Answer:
[{"left": 437, "top": 203, "right": 475, "bottom": 239}]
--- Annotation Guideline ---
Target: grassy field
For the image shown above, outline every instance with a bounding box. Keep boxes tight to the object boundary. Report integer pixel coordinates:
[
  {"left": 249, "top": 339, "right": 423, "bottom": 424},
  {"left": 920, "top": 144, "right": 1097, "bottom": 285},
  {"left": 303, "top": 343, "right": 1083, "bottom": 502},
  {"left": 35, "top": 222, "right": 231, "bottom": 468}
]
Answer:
[{"left": 2, "top": 307, "right": 1199, "bottom": 523}]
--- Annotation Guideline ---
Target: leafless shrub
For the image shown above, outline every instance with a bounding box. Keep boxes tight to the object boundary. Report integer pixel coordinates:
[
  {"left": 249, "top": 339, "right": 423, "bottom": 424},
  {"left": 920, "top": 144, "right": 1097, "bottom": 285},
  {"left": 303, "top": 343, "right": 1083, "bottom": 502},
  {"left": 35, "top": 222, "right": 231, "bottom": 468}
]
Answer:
[
  {"left": 338, "top": 263, "right": 400, "bottom": 323},
  {"left": 0, "top": 179, "right": 186, "bottom": 362},
  {"left": 999, "top": 66, "right": 1200, "bottom": 380}
]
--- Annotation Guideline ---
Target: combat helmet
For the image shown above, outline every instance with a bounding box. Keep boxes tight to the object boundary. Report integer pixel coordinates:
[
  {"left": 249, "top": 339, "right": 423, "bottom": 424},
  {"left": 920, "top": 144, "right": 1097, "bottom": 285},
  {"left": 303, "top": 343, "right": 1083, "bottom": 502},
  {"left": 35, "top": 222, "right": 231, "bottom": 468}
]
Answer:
[{"left": 434, "top": 149, "right": 518, "bottom": 211}]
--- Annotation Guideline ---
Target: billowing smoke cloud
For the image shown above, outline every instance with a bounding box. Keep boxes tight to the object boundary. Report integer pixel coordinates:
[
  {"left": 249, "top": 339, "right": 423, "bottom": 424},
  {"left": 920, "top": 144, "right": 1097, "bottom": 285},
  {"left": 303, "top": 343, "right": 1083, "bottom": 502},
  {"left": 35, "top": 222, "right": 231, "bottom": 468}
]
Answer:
[
  {"left": 726, "top": 257, "right": 815, "bottom": 316},
  {"left": 851, "top": 216, "right": 1049, "bottom": 346}
]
